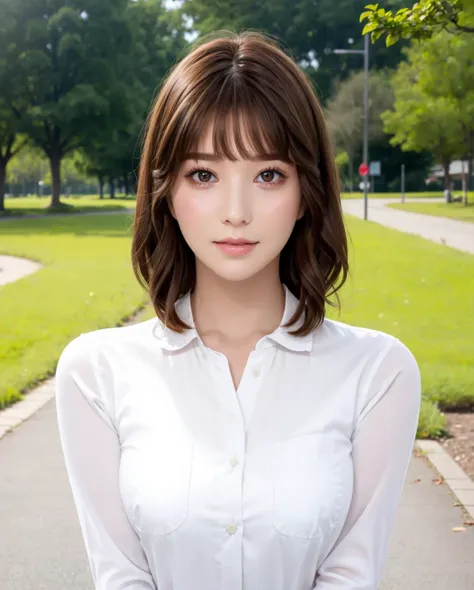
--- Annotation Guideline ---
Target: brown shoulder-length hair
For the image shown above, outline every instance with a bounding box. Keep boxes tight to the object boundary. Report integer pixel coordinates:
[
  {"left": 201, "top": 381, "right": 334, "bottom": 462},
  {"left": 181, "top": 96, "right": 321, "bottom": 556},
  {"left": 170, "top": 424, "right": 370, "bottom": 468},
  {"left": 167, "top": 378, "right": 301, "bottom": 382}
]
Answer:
[{"left": 132, "top": 30, "right": 349, "bottom": 337}]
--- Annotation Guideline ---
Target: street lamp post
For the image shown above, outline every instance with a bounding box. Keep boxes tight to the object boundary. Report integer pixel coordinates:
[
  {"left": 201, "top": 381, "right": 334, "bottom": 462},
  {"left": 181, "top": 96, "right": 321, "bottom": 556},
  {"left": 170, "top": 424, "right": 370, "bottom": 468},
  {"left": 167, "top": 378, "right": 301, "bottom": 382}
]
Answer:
[{"left": 334, "top": 33, "right": 370, "bottom": 220}]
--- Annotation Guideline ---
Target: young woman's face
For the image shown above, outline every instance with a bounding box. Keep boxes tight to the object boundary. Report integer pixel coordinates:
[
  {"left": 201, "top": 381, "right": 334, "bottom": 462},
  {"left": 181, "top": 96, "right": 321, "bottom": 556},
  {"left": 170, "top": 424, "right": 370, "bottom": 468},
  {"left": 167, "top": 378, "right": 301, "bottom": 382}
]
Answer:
[{"left": 170, "top": 121, "right": 304, "bottom": 283}]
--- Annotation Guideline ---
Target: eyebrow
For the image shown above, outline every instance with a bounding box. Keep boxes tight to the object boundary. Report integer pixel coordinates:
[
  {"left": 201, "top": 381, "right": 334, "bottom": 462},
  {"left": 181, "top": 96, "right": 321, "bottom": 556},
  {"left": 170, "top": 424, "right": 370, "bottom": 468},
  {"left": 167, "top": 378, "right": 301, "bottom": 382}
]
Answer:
[{"left": 183, "top": 151, "right": 291, "bottom": 163}]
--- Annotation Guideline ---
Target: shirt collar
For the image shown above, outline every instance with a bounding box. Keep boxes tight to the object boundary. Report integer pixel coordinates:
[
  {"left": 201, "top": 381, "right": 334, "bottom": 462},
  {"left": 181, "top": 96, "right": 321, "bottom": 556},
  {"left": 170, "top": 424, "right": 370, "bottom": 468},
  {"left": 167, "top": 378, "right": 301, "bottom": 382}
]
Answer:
[{"left": 151, "top": 284, "right": 313, "bottom": 353}]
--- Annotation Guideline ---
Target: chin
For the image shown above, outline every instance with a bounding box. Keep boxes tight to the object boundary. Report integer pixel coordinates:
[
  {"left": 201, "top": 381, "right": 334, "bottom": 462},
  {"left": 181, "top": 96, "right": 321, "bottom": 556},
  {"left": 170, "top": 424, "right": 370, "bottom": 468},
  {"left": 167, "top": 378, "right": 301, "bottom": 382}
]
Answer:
[
  {"left": 198, "top": 257, "right": 268, "bottom": 283},
  {"left": 210, "top": 266, "right": 263, "bottom": 282}
]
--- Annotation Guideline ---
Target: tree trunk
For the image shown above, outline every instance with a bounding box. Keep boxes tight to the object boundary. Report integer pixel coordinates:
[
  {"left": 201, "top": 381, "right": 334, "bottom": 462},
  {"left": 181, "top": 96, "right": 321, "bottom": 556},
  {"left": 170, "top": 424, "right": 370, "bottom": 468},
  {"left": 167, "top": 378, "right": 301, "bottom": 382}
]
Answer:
[
  {"left": 0, "top": 160, "right": 6, "bottom": 212},
  {"left": 49, "top": 151, "right": 62, "bottom": 207},
  {"left": 442, "top": 159, "right": 452, "bottom": 203},
  {"left": 98, "top": 175, "right": 104, "bottom": 199},
  {"left": 108, "top": 178, "right": 115, "bottom": 199}
]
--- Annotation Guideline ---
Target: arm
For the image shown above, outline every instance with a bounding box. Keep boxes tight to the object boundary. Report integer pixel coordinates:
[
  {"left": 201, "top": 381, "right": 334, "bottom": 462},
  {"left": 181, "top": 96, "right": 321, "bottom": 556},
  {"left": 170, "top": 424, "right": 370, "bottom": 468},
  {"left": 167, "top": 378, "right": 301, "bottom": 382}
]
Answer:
[
  {"left": 55, "top": 335, "right": 157, "bottom": 589},
  {"left": 313, "top": 338, "right": 422, "bottom": 589}
]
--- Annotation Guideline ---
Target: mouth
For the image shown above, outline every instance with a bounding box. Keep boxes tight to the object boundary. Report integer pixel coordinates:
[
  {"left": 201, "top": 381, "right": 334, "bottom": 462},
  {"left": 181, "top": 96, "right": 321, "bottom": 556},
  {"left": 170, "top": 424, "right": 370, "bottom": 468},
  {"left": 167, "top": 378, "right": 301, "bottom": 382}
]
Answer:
[
  {"left": 214, "top": 238, "right": 258, "bottom": 245},
  {"left": 213, "top": 238, "right": 258, "bottom": 255}
]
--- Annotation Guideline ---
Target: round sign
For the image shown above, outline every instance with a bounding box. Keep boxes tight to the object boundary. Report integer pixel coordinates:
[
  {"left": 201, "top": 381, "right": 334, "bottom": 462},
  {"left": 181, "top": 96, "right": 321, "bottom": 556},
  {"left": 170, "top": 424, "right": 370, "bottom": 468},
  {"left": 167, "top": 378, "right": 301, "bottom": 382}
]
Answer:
[{"left": 359, "top": 163, "right": 369, "bottom": 177}]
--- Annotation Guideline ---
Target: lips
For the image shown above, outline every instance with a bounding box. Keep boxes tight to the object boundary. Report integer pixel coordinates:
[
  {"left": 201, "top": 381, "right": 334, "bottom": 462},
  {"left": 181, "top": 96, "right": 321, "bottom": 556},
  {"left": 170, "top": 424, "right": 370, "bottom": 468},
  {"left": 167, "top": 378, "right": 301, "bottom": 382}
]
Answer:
[{"left": 214, "top": 238, "right": 257, "bottom": 245}]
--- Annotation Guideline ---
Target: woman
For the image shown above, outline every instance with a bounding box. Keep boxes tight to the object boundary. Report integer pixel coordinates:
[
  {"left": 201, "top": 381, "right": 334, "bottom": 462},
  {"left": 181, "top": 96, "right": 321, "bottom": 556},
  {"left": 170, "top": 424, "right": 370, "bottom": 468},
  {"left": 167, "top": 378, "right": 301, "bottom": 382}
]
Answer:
[{"left": 55, "top": 31, "right": 421, "bottom": 590}]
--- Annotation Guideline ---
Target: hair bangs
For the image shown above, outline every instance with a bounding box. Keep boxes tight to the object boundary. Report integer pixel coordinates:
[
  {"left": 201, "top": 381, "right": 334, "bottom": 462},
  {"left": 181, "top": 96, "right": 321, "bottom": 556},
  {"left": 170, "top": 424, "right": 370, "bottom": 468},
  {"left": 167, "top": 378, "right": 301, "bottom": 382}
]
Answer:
[{"left": 178, "top": 78, "right": 294, "bottom": 165}]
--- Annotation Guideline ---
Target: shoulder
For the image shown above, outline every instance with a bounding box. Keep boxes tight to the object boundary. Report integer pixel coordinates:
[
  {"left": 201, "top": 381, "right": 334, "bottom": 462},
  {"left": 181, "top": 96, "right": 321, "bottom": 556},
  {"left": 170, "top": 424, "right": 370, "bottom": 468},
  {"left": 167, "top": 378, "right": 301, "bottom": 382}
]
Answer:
[
  {"left": 56, "top": 317, "right": 159, "bottom": 374},
  {"left": 315, "top": 320, "right": 421, "bottom": 432},
  {"left": 314, "top": 317, "right": 419, "bottom": 377},
  {"left": 314, "top": 316, "right": 397, "bottom": 354}
]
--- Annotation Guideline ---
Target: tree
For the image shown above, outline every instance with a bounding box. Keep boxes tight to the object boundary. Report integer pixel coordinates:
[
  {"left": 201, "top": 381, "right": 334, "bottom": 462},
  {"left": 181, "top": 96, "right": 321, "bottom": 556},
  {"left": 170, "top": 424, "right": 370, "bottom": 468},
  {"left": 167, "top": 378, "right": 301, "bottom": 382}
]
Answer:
[
  {"left": 77, "top": 0, "right": 190, "bottom": 200},
  {"left": 360, "top": 1, "right": 474, "bottom": 47},
  {"left": 0, "top": 0, "right": 133, "bottom": 207},
  {"left": 380, "top": 35, "right": 474, "bottom": 200},
  {"left": 325, "top": 70, "right": 395, "bottom": 189}
]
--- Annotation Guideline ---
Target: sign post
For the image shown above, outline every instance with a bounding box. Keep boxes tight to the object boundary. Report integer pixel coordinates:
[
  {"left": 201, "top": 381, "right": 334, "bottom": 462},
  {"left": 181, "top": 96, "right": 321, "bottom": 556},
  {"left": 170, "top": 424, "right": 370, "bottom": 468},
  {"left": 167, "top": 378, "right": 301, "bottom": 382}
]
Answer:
[{"left": 359, "top": 163, "right": 369, "bottom": 219}]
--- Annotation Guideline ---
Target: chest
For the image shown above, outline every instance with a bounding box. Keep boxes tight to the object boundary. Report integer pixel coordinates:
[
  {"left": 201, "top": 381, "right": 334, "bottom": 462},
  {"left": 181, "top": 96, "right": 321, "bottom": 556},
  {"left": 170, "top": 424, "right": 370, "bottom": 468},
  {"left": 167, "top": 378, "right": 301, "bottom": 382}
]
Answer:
[{"left": 114, "top": 345, "right": 360, "bottom": 550}]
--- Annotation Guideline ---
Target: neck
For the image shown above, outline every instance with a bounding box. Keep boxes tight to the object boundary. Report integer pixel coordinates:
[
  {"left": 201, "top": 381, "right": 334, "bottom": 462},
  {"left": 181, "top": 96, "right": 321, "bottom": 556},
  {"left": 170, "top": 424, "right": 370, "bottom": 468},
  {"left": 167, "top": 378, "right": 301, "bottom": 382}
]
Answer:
[{"left": 191, "top": 259, "right": 285, "bottom": 346}]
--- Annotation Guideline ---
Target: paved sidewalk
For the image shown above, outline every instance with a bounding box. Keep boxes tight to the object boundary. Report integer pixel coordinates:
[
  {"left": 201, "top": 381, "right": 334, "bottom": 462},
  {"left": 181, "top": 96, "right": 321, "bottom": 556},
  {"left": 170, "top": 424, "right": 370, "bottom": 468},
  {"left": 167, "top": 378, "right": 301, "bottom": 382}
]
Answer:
[
  {"left": 342, "top": 198, "right": 474, "bottom": 255},
  {"left": 0, "top": 255, "right": 43, "bottom": 287},
  {"left": 0, "top": 398, "right": 473, "bottom": 590}
]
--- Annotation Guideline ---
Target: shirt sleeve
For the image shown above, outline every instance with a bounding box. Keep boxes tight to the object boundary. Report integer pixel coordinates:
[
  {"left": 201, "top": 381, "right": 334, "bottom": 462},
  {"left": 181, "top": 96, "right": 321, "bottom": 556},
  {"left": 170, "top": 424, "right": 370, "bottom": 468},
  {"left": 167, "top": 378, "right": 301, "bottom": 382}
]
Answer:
[
  {"left": 55, "top": 335, "right": 157, "bottom": 590},
  {"left": 313, "top": 337, "right": 422, "bottom": 589}
]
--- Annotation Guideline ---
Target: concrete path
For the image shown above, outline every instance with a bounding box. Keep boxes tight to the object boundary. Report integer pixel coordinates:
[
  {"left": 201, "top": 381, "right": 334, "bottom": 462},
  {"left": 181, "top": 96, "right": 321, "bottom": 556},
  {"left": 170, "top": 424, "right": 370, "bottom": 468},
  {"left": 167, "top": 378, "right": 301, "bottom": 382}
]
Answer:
[
  {"left": 342, "top": 198, "right": 474, "bottom": 255},
  {"left": 0, "top": 399, "right": 473, "bottom": 589},
  {"left": 0, "top": 255, "right": 43, "bottom": 287}
]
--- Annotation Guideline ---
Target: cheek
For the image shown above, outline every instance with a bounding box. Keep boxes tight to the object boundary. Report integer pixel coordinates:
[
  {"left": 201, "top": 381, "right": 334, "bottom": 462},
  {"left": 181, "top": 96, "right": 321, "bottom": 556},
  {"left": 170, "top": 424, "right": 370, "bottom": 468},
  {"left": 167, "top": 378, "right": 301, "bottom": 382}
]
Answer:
[
  {"left": 171, "top": 189, "right": 213, "bottom": 232},
  {"left": 260, "top": 193, "right": 302, "bottom": 233}
]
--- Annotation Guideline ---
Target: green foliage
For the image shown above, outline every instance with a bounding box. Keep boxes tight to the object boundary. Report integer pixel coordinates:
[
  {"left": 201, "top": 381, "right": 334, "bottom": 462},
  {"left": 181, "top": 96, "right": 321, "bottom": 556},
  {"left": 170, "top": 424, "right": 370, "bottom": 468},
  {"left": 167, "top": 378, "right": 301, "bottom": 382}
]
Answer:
[
  {"left": 381, "top": 32, "right": 474, "bottom": 170},
  {"left": 360, "top": 1, "right": 474, "bottom": 46},
  {"left": 0, "top": 0, "right": 190, "bottom": 204},
  {"left": 0, "top": 0, "right": 135, "bottom": 201},
  {"left": 326, "top": 69, "right": 395, "bottom": 159},
  {"left": 335, "top": 151, "right": 350, "bottom": 170},
  {"left": 76, "top": 0, "right": 189, "bottom": 194},
  {"left": 417, "top": 398, "right": 448, "bottom": 439}
]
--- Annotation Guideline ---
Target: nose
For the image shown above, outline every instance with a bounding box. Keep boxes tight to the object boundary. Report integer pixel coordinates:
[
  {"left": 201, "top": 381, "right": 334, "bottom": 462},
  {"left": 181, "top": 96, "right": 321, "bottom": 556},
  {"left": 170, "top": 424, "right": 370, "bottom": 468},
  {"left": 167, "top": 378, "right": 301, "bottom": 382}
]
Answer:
[{"left": 221, "top": 184, "right": 252, "bottom": 226}]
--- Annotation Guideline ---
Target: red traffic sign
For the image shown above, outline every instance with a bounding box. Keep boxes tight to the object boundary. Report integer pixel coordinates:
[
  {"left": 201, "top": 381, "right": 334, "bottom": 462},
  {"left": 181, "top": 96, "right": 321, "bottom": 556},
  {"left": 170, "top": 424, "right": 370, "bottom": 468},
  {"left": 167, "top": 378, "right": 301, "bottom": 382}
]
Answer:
[{"left": 359, "top": 162, "right": 369, "bottom": 177}]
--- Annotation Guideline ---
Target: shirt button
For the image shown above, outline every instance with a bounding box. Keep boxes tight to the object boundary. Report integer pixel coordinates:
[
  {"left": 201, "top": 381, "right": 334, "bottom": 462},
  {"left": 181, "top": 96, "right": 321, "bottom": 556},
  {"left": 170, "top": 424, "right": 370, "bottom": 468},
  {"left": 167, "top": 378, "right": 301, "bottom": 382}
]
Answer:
[
  {"left": 226, "top": 523, "right": 238, "bottom": 534},
  {"left": 229, "top": 457, "right": 239, "bottom": 467},
  {"left": 252, "top": 366, "right": 260, "bottom": 377}
]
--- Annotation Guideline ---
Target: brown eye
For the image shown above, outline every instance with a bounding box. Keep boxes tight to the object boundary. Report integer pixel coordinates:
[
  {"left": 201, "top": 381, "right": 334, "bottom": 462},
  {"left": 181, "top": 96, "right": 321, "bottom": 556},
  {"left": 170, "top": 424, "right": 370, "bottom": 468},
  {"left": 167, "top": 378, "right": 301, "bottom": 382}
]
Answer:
[
  {"left": 197, "top": 171, "right": 212, "bottom": 183},
  {"left": 257, "top": 168, "right": 286, "bottom": 185},
  {"left": 261, "top": 170, "right": 276, "bottom": 183},
  {"left": 185, "top": 167, "right": 215, "bottom": 185}
]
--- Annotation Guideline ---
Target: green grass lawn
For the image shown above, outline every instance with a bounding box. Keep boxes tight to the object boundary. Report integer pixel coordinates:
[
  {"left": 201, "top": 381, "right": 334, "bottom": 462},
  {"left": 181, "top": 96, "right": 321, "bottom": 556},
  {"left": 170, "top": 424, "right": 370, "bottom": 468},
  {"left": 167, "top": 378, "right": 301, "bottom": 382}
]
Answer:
[
  {"left": 1, "top": 209, "right": 473, "bottom": 439},
  {"left": 388, "top": 201, "right": 474, "bottom": 223},
  {"left": 1, "top": 194, "right": 136, "bottom": 216}
]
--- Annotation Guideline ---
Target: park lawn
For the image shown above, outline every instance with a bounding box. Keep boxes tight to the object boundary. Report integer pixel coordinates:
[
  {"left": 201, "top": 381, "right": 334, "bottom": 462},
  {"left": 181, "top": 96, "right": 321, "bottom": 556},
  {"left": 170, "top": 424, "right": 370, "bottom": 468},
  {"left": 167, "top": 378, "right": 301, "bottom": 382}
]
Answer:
[
  {"left": 1, "top": 211, "right": 473, "bottom": 439},
  {"left": 388, "top": 201, "right": 474, "bottom": 223},
  {"left": 2, "top": 194, "right": 136, "bottom": 216}
]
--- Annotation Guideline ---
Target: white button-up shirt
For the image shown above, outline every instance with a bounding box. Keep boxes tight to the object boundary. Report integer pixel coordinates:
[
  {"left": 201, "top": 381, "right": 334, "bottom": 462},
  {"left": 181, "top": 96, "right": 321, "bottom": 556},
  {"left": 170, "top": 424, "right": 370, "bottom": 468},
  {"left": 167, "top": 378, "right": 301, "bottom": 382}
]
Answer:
[{"left": 55, "top": 286, "right": 421, "bottom": 590}]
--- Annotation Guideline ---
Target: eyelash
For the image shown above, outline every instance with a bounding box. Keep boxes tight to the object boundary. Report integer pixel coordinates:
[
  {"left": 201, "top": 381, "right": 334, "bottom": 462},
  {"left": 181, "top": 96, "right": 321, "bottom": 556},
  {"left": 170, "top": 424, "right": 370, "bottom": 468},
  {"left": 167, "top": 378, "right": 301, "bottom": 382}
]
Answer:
[{"left": 184, "top": 166, "right": 287, "bottom": 187}]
